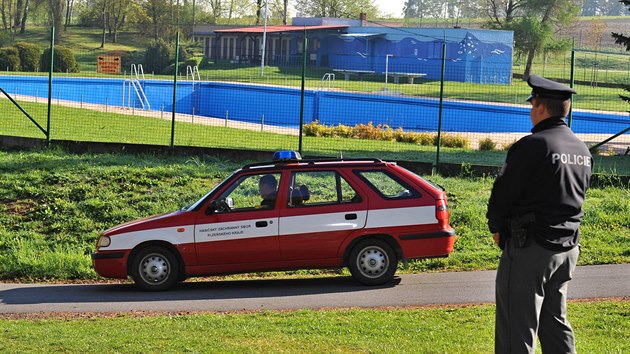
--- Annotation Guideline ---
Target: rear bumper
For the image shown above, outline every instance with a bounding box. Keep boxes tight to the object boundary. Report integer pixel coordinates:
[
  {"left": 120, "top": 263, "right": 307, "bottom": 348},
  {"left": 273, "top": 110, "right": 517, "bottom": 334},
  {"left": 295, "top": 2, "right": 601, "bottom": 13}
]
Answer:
[
  {"left": 400, "top": 229, "right": 456, "bottom": 241},
  {"left": 399, "top": 228, "right": 456, "bottom": 259}
]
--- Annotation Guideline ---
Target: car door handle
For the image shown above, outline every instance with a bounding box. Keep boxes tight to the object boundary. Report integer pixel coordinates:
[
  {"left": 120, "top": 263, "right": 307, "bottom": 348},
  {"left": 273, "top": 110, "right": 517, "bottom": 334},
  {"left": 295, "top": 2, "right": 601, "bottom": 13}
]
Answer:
[
  {"left": 255, "top": 221, "right": 268, "bottom": 227},
  {"left": 345, "top": 213, "right": 357, "bottom": 220}
]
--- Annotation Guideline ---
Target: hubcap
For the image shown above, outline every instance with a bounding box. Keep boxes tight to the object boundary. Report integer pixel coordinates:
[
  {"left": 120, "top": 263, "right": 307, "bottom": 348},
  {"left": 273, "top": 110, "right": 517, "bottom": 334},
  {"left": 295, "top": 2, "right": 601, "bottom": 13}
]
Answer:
[
  {"left": 140, "top": 253, "right": 170, "bottom": 285},
  {"left": 357, "top": 246, "right": 388, "bottom": 279}
]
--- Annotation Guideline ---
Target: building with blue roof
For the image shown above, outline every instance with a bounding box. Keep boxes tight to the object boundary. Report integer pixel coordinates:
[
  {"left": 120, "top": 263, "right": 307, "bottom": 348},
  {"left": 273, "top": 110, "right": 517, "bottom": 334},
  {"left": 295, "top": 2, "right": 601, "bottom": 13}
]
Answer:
[{"left": 192, "top": 16, "right": 514, "bottom": 84}]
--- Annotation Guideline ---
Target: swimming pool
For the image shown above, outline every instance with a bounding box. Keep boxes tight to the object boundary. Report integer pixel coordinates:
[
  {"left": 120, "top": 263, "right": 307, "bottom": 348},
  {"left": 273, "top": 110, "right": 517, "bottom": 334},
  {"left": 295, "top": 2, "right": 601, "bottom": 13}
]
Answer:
[{"left": 0, "top": 75, "right": 627, "bottom": 135}]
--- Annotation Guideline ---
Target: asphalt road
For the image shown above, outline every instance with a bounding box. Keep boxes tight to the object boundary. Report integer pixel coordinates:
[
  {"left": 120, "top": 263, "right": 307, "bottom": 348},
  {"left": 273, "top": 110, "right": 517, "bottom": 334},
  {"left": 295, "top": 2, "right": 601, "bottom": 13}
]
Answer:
[{"left": 1, "top": 264, "right": 628, "bottom": 314}]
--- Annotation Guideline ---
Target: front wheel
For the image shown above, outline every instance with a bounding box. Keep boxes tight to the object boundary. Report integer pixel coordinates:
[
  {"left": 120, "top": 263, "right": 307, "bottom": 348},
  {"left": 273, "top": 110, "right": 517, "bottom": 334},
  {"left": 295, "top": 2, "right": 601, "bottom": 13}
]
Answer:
[
  {"left": 130, "top": 246, "right": 180, "bottom": 291},
  {"left": 348, "top": 239, "right": 397, "bottom": 286}
]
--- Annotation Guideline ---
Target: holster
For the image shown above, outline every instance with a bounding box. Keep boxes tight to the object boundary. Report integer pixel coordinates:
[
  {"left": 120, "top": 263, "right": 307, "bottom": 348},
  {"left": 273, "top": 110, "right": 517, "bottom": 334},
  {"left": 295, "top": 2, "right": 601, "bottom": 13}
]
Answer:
[{"left": 509, "top": 213, "right": 535, "bottom": 248}]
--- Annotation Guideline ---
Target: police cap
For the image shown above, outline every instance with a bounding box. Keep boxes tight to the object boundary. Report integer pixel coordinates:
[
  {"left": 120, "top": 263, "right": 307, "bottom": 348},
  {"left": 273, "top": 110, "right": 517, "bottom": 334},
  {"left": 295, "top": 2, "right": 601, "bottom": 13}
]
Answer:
[{"left": 526, "top": 75, "right": 577, "bottom": 102}]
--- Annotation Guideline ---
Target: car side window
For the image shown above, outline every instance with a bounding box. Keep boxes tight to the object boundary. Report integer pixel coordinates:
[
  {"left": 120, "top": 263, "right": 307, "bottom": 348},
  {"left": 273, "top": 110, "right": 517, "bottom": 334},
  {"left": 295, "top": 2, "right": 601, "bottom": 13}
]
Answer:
[
  {"left": 218, "top": 173, "right": 280, "bottom": 211},
  {"left": 356, "top": 170, "right": 419, "bottom": 199},
  {"left": 288, "top": 171, "right": 360, "bottom": 207}
]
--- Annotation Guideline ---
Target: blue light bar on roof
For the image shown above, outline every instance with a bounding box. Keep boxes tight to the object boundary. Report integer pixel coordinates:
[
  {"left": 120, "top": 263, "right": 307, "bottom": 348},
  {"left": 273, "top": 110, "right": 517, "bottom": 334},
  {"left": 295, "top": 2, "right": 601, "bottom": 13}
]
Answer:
[{"left": 273, "top": 150, "right": 301, "bottom": 161}]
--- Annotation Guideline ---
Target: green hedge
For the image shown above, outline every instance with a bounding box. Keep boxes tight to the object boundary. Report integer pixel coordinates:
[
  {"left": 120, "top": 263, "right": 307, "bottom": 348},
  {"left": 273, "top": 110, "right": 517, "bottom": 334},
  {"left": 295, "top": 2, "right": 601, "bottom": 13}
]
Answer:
[
  {"left": 0, "top": 47, "right": 20, "bottom": 71},
  {"left": 40, "top": 45, "right": 80, "bottom": 73},
  {"left": 14, "top": 42, "right": 41, "bottom": 72}
]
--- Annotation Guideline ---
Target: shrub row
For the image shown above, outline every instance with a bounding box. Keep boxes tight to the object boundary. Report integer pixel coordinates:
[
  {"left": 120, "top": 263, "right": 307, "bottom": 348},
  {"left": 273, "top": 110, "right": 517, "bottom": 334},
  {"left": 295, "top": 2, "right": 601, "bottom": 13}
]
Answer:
[
  {"left": 303, "top": 121, "right": 471, "bottom": 148},
  {"left": 0, "top": 42, "right": 79, "bottom": 73}
]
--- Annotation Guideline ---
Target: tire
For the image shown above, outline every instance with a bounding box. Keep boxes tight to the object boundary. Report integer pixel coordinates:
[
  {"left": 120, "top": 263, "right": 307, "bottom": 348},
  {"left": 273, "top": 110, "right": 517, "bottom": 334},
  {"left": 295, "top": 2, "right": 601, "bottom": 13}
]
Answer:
[
  {"left": 130, "top": 246, "right": 180, "bottom": 291},
  {"left": 348, "top": 239, "right": 397, "bottom": 286}
]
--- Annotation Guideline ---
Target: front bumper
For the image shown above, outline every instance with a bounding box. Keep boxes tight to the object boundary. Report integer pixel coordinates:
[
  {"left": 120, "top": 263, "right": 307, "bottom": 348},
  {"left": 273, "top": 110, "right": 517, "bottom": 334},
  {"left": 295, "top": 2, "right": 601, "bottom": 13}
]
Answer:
[{"left": 92, "top": 251, "right": 128, "bottom": 279}]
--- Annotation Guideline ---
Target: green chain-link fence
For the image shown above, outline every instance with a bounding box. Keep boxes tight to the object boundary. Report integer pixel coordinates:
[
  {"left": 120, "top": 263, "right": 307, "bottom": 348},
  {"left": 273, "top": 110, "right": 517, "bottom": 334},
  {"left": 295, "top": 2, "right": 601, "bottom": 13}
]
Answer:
[{"left": 0, "top": 27, "right": 628, "bottom": 171}]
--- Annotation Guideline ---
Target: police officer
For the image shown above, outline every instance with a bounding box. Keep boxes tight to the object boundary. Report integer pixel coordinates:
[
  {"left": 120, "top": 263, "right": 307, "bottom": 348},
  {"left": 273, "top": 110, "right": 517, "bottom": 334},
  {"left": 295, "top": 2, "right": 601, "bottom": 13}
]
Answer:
[{"left": 487, "top": 75, "right": 592, "bottom": 354}]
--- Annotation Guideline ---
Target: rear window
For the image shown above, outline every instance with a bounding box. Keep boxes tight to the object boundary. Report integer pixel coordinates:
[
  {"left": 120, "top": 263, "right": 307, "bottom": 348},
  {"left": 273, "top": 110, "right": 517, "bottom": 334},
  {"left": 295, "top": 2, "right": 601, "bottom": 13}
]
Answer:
[{"left": 356, "top": 170, "right": 420, "bottom": 199}]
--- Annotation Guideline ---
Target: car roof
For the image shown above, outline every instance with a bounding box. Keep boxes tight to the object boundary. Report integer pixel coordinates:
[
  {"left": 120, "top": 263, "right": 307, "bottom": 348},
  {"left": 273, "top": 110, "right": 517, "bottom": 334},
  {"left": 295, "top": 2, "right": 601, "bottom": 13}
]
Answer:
[{"left": 241, "top": 157, "right": 392, "bottom": 171}]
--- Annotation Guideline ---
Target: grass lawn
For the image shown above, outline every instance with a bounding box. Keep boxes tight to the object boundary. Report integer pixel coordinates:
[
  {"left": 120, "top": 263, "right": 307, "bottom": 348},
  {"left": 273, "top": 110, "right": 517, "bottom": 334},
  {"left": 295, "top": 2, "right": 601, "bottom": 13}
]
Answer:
[
  {"left": 1, "top": 98, "right": 628, "bottom": 175},
  {"left": 0, "top": 149, "right": 627, "bottom": 280},
  {"left": 0, "top": 301, "right": 627, "bottom": 353}
]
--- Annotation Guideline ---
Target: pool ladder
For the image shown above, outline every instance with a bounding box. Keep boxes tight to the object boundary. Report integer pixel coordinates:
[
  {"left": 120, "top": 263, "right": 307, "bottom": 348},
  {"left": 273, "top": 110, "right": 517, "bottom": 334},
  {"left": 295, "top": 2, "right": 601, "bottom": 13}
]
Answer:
[
  {"left": 319, "top": 73, "right": 335, "bottom": 90},
  {"left": 122, "top": 64, "right": 151, "bottom": 110},
  {"left": 186, "top": 65, "right": 201, "bottom": 86}
]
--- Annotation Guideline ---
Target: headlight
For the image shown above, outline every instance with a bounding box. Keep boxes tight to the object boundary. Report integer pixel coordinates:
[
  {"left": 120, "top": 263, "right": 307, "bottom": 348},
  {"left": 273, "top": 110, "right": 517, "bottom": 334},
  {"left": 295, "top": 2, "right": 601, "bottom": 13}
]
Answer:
[{"left": 97, "top": 236, "right": 111, "bottom": 248}]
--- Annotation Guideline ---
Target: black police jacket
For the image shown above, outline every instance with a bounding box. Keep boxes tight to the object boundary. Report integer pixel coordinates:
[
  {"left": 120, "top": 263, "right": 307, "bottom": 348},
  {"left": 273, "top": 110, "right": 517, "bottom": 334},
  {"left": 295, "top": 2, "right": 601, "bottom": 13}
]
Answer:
[{"left": 487, "top": 117, "right": 592, "bottom": 251}]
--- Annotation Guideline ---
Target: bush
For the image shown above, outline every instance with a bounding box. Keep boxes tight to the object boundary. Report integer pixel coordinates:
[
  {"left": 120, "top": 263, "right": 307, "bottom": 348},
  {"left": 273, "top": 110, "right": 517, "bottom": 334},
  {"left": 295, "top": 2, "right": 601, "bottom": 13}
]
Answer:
[
  {"left": 303, "top": 120, "right": 332, "bottom": 137},
  {"left": 417, "top": 132, "right": 435, "bottom": 146},
  {"left": 40, "top": 46, "right": 80, "bottom": 73},
  {"left": 144, "top": 39, "right": 171, "bottom": 74},
  {"left": 199, "top": 55, "right": 212, "bottom": 69},
  {"left": 438, "top": 134, "right": 470, "bottom": 149},
  {"left": 0, "top": 31, "right": 14, "bottom": 48},
  {"left": 175, "top": 45, "right": 189, "bottom": 64},
  {"left": 353, "top": 122, "right": 382, "bottom": 140},
  {"left": 118, "top": 50, "right": 145, "bottom": 72},
  {"left": 0, "top": 47, "right": 20, "bottom": 71},
  {"left": 162, "top": 58, "right": 201, "bottom": 75},
  {"left": 478, "top": 138, "right": 497, "bottom": 151},
  {"left": 380, "top": 125, "right": 395, "bottom": 141},
  {"left": 14, "top": 42, "right": 40, "bottom": 71},
  {"left": 333, "top": 124, "right": 353, "bottom": 138}
]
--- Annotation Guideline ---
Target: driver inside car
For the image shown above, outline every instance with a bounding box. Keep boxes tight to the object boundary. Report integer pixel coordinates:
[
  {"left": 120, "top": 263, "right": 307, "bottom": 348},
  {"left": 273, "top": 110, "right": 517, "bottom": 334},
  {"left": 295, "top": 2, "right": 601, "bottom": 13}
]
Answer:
[{"left": 258, "top": 174, "right": 278, "bottom": 208}]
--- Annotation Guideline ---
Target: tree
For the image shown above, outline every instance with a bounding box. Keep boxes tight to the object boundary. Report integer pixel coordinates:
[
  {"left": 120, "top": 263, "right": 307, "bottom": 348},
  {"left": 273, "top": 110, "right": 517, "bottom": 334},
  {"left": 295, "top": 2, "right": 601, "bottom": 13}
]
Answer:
[
  {"left": 484, "top": 0, "right": 580, "bottom": 79},
  {"left": 14, "top": 0, "right": 26, "bottom": 30},
  {"left": 100, "top": 0, "right": 105, "bottom": 48},
  {"left": 106, "top": 0, "right": 134, "bottom": 43},
  {"left": 612, "top": 0, "right": 630, "bottom": 50},
  {"left": 612, "top": 0, "right": 630, "bottom": 108},
  {"left": 404, "top": 0, "right": 443, "bottom": 21},
  {"left": 64, "top": 0, "right": 73, "bottom": 30},
  {"left": 586, "top": 18, "right": 607, "bottom": 51},
  {"left": 49, "top": 0, "right": 66, "bottom": 39},
  {"left": 19, "top": 0, "right": 28, "bottom": 33},
  {"left": 209, "top": 0, "right": 222, "bottom": 23},
  {"left": 139, "top": 0, "right": 173, "bottom": 40},
  {"left": 581, "top": 0, "right": 599, "bottom": 16},
  {"left": 255, "top": 0, "right": 262, "bottom": 24},
  {"left": 486, "top": 0, "right": 523, "bottom": 27},
  {"left": 294, "top": 0, "right": 379, "bottom": 19}
]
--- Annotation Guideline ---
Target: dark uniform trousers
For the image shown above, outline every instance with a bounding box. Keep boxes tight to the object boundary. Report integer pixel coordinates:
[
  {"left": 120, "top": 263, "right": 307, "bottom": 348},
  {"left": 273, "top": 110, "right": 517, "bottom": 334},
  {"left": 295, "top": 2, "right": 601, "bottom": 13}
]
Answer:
[{"left": 495, "top": 239, "right": 579, "bottom": 354}]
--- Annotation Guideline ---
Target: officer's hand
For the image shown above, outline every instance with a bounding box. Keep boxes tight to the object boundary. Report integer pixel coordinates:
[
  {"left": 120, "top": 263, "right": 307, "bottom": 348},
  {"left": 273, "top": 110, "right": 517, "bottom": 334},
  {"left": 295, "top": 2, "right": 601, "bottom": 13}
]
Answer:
[{"left": 492, "top": 233, "right": 501, "bottom": 247}]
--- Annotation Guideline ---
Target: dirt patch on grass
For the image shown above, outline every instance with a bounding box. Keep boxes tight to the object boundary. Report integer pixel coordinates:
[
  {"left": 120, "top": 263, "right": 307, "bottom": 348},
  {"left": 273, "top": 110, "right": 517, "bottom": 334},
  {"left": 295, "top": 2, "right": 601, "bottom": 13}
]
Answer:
[
  {"left": 0, "top": 297, "right": 626, "bottom": 320},
  {"left": 2, "top": 199, "right": 36, "bottom": 216}
]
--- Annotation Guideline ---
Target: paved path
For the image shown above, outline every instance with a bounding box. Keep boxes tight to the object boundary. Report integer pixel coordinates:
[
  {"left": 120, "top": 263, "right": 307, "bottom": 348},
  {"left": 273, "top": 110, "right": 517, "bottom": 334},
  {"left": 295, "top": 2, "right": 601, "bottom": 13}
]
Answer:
[{"left": 0, "top": 264, "right": 627, "bottom": 314}]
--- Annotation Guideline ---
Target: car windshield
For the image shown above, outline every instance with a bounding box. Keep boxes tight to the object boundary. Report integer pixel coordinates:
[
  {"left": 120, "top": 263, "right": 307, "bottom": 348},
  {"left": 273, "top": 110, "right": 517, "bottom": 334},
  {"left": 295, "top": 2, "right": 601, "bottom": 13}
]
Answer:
[{"left": 182, "top": 170, "right": 239, "bottom": 211}]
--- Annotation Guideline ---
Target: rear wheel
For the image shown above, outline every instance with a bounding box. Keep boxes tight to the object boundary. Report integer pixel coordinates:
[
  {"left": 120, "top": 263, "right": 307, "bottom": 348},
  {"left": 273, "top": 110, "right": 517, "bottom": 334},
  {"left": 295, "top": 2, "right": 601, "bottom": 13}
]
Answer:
[
  {"left": 348, "top": 239, "right": 397, "bottom": 285},
  {"left": 130, "top": 246, "right": 180, "bottom": 291}
]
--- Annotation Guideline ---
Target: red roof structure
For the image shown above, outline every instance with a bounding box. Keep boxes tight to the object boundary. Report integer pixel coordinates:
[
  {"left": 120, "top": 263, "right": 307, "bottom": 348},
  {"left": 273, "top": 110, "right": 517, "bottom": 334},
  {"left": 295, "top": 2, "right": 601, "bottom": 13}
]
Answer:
[{"left": 214, "top": 25, "right": 348, "bottom": 34}]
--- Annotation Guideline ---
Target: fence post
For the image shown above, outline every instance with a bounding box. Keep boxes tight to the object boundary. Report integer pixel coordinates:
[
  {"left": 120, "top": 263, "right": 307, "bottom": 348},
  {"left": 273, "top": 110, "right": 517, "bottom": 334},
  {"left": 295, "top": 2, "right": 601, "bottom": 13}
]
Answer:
[
  {"left": 46, "top": 27, "right": 55, "bottom": 145},
  {"left": 434, "top": 37, "right": 447, "bottom": 174},
  {"left": 568, "top": 47, "right": 576, "bottom": 128},
  {"left": 171, "top": 32, "right": 180, "bottom": 148},
  {"left": 298, "top": 29, "right": 307, "bottom": 155}
]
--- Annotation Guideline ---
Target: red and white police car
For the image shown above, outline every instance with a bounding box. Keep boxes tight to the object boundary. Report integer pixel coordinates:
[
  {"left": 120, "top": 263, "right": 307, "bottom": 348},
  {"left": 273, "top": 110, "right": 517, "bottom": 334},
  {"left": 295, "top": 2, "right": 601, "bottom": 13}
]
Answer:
[{"left": 93, "top": 151, "right": 456, "bottom": 291}]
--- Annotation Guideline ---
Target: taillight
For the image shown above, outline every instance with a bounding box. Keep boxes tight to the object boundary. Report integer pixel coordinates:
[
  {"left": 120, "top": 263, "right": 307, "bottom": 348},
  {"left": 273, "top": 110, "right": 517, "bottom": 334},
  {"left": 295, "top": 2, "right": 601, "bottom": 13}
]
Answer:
[{"left": 436, "top": 199, "right": 449, "bottom": 229}]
